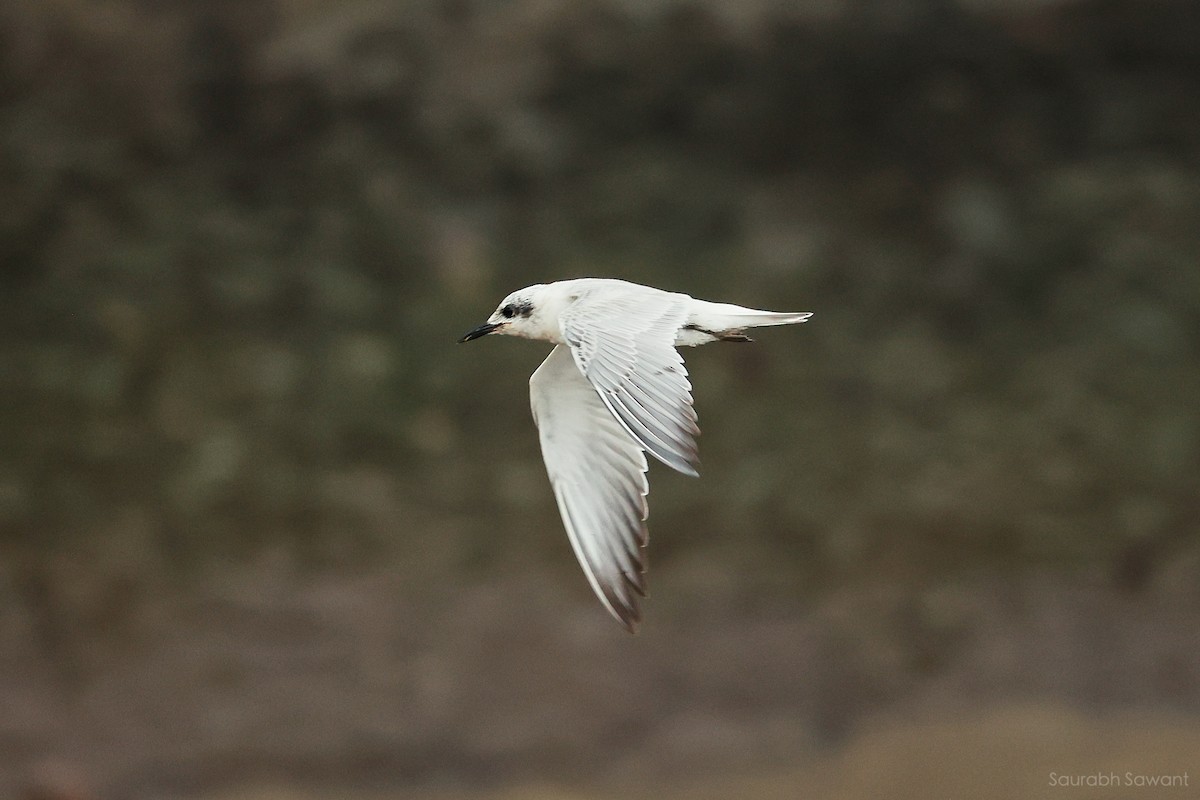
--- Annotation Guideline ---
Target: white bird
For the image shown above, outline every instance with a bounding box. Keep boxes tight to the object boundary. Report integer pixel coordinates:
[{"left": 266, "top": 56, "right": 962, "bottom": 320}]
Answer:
[{"left": 458, "top": 278, "right": 811, "bottom": 631}]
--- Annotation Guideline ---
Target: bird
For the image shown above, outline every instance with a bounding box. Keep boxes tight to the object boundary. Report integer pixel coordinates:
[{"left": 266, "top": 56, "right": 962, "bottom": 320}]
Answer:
[{"left": 458, "top": 278, "right": 811, "bottom": 631}]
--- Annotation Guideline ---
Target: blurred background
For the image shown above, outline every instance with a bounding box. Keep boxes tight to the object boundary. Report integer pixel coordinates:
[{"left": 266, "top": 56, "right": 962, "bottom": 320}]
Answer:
[{"left": 2, "top": 0, "right": 1199, "bottom": 798}]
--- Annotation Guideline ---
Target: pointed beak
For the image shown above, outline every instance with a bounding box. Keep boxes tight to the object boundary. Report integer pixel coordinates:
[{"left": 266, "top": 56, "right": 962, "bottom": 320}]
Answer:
[{"left": 458, "top": 322, "right": 500, "bottom": 343}]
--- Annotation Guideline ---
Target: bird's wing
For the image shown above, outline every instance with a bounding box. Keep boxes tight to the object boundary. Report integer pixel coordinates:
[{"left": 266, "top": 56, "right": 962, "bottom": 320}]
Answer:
[
  {"left": 531, "top": 345, "right": 651, "bottom": 631},
  {"left": 558, "top": 287, "right": 700, "bottom": 476}
]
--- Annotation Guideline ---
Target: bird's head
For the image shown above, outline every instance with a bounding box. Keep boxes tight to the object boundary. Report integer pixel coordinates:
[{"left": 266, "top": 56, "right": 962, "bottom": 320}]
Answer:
[{"left": 458, "top": 284, "right": 553, "bottom": 342}]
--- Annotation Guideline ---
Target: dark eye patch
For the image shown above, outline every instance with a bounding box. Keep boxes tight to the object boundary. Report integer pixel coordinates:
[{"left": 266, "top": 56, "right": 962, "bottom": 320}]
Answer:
[{"left": 500, "top": 300, "right": 534, "bottom": 319}]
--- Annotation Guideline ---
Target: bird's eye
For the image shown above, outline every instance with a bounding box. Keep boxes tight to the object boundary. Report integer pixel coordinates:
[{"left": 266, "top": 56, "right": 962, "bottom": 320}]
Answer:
[{"left": 500, "top": 304, "right": 516, "bottom": 319}]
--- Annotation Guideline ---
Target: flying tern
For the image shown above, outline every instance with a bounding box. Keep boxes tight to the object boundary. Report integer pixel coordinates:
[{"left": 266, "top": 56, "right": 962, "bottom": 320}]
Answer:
[{"left": 459, "top": 278, "right": 811, "bottom": 631}]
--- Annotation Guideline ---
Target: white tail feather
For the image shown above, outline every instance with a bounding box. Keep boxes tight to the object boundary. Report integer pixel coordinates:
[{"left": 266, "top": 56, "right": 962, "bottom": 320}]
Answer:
[{"left": 688, "top": 300, "right": 812, "bottom": 335}]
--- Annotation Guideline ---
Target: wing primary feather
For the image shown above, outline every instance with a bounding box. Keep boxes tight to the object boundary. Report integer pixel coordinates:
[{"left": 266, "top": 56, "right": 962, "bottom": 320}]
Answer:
[
  {"left": 620, "top": 379, "right": 699, "bottom": 444},
  {"left": 612, "top": 386, "right": 693, "bottom": 453},
  {"left": 532, "top": 345, "right": 646, "bottom": 632},
  {"left": 626, "top": 370, "right": 700, "bottom": 434},
  {"left": 593, "top": 472, "right": 647, "bottom": 528},
  {"left": 566, "top": 485, "right": 641, "bottom": 619},
  {"left": 570, "top": 487, "right": 638, "bottom": 578},
  {"left": 601, "top": 389, "right": 699, "bottom": 476},
  {"left": 559, "top": 487, "right": 638, "bottom": 630},
  {"left": 604, "top": 401, "right": 691, "bottom": 476}
]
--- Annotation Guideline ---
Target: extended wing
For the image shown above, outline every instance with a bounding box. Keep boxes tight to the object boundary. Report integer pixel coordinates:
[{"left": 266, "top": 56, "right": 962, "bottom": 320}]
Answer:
[
  {"left": 559, "top": 286, "right": 700, "bottom": 477},
  {"left": 530, "top": 345, "right": 651, "bottom": 631}
]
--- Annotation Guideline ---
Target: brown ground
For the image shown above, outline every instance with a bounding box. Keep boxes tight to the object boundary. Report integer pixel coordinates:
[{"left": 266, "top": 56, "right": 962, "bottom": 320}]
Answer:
[{"left": 5, "top": 554, "right": 1199, "bottom": 800}]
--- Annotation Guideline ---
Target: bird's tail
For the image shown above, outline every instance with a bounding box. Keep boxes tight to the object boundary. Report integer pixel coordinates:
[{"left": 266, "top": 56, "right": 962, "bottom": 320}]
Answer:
[{"left": 689, "top": 301, "right": 812, "bottom": 336}]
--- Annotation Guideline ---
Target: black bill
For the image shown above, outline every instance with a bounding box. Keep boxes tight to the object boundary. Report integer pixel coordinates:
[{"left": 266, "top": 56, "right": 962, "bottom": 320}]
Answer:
[{"left": 458, "top": 322, "right": 499, "bottom": 343}]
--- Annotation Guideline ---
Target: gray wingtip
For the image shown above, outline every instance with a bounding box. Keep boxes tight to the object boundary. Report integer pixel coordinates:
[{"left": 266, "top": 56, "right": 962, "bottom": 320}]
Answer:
[{"left": 607, "top": 595, "right": 642, "bottom": 633}]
